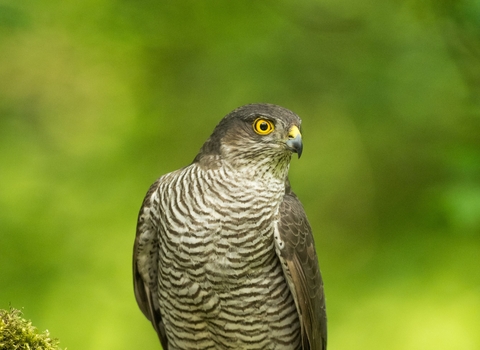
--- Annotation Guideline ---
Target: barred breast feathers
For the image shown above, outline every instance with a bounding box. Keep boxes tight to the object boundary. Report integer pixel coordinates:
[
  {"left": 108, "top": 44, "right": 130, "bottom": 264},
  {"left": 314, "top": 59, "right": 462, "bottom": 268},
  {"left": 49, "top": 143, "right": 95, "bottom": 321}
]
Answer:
[{"left": 147, "top": 160, "right": 301, "bottom": 349}]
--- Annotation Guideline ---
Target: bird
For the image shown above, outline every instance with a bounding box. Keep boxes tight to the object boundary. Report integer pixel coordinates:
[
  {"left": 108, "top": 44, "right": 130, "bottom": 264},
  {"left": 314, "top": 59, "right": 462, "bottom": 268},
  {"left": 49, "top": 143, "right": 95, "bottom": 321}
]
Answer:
[{"left": 133, "top": 103, "right": 327, "bottom": 350}]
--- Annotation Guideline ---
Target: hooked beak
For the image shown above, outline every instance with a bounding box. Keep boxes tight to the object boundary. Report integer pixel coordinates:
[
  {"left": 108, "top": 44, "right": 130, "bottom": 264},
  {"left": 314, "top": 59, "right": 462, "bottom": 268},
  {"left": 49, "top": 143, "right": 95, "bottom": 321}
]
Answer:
[{"left": 286, "top": 125, "right": 303, "bottom": 158}]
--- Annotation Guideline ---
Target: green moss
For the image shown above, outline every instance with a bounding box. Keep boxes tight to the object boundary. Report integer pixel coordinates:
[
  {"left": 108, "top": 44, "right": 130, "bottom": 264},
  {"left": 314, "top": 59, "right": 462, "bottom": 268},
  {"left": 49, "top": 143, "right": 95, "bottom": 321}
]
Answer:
[{"left": 0, "top": 308, "right": 62, "bottom": 350}]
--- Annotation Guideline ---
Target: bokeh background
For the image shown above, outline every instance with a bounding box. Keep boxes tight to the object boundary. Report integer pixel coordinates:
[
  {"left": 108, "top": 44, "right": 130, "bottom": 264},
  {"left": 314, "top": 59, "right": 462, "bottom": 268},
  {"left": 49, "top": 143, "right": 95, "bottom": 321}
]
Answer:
[{"left": 1, "top": 1, "right": 479, "bottom": 349}]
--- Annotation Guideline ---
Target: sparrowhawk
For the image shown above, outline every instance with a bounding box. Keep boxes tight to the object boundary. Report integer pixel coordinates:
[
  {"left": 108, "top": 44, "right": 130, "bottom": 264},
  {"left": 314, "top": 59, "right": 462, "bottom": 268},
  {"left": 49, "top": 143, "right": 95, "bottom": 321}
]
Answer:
[{"left": 133, "top": 103, "right": 327, "bottom": 349}]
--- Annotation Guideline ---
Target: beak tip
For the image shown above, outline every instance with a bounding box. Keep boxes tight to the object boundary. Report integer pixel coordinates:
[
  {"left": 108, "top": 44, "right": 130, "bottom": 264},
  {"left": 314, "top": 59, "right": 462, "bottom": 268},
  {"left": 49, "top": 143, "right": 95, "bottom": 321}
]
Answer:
[
  {"left": 286, "top": 133, "right": 303, "bottom": 159},
  {"left": 297, "top": 147, "right": 303, "bottom": 159}
]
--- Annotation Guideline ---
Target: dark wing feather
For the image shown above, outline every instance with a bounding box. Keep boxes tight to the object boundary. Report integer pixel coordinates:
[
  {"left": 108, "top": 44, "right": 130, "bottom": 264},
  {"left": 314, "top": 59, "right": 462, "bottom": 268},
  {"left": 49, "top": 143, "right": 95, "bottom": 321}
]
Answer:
[
  {"left": 133, "top": 179, "right": 169, "bottom": 349},
  {"left": 276, "top": 180, "right": 327, "bottom": 350}
]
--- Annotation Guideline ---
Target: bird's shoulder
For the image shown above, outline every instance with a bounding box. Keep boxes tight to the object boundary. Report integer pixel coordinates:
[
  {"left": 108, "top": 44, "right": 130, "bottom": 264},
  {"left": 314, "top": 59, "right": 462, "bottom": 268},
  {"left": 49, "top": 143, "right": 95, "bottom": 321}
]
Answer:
[
  {"left": 134, "top": 171, "right": 183, "bottom": 349},
  {"left": 275, "top": 182, "right": 327, "bottom": 350}
]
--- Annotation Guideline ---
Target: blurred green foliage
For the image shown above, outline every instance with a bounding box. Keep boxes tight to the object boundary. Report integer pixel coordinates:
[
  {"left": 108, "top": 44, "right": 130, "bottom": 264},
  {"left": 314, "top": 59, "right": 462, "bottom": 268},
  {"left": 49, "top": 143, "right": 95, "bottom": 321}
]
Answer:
[{"left": 0, "top": 1, "right": 479, "bottom": 349}]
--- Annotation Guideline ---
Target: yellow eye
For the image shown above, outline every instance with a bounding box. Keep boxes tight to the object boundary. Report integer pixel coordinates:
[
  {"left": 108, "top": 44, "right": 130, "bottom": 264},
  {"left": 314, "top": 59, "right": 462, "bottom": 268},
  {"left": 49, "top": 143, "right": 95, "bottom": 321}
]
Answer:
[{"left": 253, "top": 118, "right": 274, "bottom": 135}]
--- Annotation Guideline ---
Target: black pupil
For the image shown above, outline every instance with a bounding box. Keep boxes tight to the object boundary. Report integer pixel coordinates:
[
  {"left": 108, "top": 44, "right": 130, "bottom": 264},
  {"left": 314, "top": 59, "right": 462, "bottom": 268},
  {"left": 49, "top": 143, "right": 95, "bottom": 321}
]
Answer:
[{"left": 259, "top": 122, "right": 269, "bottom": 131}]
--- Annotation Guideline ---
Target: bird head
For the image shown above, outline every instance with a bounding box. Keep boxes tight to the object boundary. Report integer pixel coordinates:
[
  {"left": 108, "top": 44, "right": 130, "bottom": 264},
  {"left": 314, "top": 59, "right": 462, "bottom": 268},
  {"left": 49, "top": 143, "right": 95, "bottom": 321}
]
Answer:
[{"left": 194, "top": 104, "right": 303, "bottom": 177}]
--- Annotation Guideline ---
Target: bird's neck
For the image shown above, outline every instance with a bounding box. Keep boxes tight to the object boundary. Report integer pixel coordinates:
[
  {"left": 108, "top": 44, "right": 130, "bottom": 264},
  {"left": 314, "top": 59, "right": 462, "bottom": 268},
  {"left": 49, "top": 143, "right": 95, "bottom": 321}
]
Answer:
[
  {"left": 194, "top": 146, "right": 292, "bottom": 183},
  {"left": 222, "top": 153, "right": 292, "bottom": 184}
]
